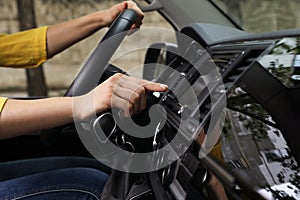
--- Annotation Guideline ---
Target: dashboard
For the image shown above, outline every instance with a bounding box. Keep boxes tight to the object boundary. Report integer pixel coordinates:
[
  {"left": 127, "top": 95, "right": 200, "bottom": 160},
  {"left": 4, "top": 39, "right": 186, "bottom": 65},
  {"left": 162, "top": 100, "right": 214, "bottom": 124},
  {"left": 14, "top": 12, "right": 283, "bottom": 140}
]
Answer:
[
  {"left": 87, "top": 23, "right": 300, "bottom": 199},
  {"left": 151, "top": 24, "right": 300, "bottom": 199}
]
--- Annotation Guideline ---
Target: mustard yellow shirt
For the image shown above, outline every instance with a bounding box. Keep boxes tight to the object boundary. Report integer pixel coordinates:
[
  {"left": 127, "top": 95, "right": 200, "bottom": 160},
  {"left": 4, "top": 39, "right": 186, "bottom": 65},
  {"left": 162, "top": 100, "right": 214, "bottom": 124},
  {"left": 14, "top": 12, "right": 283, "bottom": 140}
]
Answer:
[{"left": 0, "top": 26, "right": 48, "bottom": 112}]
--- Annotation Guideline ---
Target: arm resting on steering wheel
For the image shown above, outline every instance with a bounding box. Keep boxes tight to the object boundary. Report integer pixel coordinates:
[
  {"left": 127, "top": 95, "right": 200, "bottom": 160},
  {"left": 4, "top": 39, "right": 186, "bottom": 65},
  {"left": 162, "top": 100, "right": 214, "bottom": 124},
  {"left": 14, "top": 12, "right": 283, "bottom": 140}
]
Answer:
[{"left": 47, "top": 1, "right": 143, "bottom": 58}]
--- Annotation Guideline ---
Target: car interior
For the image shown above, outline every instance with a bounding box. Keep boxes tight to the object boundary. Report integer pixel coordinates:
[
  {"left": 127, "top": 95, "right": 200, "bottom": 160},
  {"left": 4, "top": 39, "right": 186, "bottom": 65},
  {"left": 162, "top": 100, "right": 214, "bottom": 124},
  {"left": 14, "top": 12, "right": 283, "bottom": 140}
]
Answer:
[{"left": 1, "top": 0, "right": 300, "bottom": 199}]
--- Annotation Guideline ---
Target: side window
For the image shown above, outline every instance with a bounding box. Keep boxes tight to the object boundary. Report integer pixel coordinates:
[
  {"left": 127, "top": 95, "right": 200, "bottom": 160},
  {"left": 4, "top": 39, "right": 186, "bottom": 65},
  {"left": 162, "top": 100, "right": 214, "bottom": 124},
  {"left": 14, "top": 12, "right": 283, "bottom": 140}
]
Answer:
[
  {"left": 220, "top": 87, "right": 300, "bottom": 198},
  {"left": 227, "top": 87, "right": 276, "bottom": 127},
  {"left": 258, "top": 37, "right": 300, "bottom": 89}
]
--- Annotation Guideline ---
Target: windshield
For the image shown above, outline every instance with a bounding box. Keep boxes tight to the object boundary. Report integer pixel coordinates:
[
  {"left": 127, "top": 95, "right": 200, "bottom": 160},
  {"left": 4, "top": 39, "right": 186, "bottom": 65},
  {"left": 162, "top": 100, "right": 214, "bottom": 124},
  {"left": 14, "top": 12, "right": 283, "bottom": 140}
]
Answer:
[{"left": 211, "top": 0, "right": 300, "bottom": 33}]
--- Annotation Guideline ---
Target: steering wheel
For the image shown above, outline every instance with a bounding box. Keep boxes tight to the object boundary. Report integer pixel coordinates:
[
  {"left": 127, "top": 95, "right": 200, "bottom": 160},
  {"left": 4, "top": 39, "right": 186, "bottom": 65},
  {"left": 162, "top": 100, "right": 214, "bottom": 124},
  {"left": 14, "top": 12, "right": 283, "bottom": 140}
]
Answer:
[
  {"left": 65, "top": 9, "right": 138, "bottom": 96},
  {"left": 64, "top": 9, "right": 160, "bottom": 154}
]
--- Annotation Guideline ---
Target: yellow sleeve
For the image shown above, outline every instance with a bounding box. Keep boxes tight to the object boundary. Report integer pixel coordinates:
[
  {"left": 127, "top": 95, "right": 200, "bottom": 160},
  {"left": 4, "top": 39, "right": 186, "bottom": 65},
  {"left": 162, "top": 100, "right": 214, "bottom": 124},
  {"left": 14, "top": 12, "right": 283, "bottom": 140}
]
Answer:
[
  {"left": 209, "top": 141, "right": 225, "bottom": 163},
  {"left": 0, "top": 26, "right": 48, "bottom": 68},
  {"left": 0, "top": 97, "right": 8, "bottom": 113}
]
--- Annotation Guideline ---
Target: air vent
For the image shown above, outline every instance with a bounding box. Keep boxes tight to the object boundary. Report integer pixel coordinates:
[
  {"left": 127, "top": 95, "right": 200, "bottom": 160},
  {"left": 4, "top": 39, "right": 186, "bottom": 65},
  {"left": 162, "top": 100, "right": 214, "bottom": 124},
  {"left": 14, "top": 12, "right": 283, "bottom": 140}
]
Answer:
[
  {"left": 210, "top": 48, "right": 265, "bottom": 92},
  {"left": 211, "top": 50, "right": 241, "bottom": 73}
]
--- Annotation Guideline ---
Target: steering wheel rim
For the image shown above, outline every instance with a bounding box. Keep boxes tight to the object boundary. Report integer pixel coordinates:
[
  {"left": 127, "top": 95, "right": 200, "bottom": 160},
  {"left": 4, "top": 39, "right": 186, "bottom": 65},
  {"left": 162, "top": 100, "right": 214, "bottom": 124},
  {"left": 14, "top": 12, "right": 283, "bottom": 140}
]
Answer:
[
  {"left": 65, "top": 9, "right": 155, "bottom": 154},
  {"left": 65, "top": 9, "right": 138, "bottom": 97}
]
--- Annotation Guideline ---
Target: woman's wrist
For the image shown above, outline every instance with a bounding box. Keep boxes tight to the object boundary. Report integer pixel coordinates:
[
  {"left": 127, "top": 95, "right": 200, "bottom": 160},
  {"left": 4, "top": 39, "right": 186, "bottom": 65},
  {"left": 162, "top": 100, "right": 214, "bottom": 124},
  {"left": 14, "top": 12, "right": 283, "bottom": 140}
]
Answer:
[{"left": 72, "top": 93, "right": 108, "bottom": 122}]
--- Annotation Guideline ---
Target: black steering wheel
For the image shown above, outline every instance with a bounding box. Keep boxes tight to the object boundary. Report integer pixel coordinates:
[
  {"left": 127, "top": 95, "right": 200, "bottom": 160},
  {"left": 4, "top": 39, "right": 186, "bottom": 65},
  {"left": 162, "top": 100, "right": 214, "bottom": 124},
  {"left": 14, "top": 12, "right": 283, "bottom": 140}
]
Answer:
[
  {"left": 65, "top": 9, "right": 138, "bottom": 97},
  {"left": 64, "top": 9, "right": 159, "bottom": 153}
]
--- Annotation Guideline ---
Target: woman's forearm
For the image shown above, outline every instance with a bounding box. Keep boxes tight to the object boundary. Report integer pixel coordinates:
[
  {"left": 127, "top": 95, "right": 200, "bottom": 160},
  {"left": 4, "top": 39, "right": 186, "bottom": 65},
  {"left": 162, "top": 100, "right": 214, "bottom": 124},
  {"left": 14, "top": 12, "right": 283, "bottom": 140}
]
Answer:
[
  {"left": 0, "top": 98, "right": 74, "bottom": 139},
  {"left": 0, "top": 74, "right": 167, "bottom": 140},
  {"left": 46, "top": 11, "right": 106, "bottom": 58},
  {"left": 46, "top": 1, "right": 143, "bottom": 58}
]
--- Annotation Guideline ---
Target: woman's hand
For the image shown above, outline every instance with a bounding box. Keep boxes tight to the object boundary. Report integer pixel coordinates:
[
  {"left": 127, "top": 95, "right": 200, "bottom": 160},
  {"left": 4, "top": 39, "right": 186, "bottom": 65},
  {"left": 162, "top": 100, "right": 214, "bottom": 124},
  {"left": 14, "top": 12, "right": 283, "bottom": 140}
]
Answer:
[
  {"left": 75, "top": 73, "right": 168, "bottom": 120},
  {"left": 103, "top": 1, "right": 144, "bottom": 29}
]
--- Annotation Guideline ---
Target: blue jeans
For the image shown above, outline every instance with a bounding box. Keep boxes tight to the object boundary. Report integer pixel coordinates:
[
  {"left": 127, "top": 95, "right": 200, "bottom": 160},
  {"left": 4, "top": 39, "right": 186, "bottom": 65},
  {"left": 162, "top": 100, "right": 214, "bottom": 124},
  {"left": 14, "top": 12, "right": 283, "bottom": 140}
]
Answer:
[{"left": 0, "top": 157, "right": 109, "bottom": 200}]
